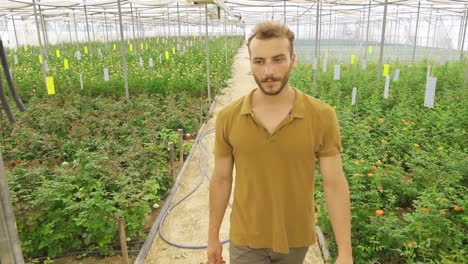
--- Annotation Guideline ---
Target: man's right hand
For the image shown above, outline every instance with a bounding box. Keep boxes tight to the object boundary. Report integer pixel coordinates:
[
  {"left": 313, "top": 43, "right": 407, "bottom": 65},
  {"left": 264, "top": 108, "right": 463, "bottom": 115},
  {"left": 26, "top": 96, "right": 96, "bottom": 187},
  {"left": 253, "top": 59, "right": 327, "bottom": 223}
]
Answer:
[{"left": 207, "top": 239, "right": 225, "bottom": 264}]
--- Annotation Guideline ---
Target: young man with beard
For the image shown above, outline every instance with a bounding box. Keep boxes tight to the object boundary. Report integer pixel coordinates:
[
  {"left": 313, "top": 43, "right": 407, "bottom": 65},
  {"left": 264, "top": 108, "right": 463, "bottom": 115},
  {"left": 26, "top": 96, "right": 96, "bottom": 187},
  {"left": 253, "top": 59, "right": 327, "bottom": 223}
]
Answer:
[{"left": 208, "top": 21, "right": 352, "bottom": 264}]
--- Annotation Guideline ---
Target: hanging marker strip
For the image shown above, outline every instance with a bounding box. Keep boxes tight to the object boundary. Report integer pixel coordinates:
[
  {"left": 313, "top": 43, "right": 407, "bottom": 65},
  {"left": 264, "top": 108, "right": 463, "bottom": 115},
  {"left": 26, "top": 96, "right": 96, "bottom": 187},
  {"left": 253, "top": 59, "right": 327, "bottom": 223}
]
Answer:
[
  {"left": 56, "top": 50, "right": 61, "bottom": 58},
  {"left": 114, "top": 44, "right": 117, "bottom": 51},
  {"left": 322, "top": 58, "right": 327, "bottom": 72},
  {"left": 139, "top": 57, "right": 143, "bottom": 67},
  {"left": 172, "top": 47, "right": 176, "bottom": 54},
  {"left": 64, "top": 59, "right": 69, "bottom": 69},
  {"left": 39, "top": 55, "right": 42, "bottom": 64},
  {"left": 159, "top": 54, "right": 162, "bottom": 64},
  {"left": 384, "top": 75, "right": 390, "bottom": 99},
  {"left": 80, "top": 74, "right": 83, "bottom": 90},
  {"left": 383, "top": 64, "right": 390, "bottom": 76},
  {"left": 129, "top": 44, "right": 133, "bottom": 51},
  {"left": 424, "top": 77, "right": 437, "bottom": 108},
  {"left": 351, "top": 87, "right": 357, "bottom": 105},
  {"left": 394, "top": 69, "right": 400, "bottom": 81},
  {"left": 24, "top": 45, "right": 28, "bottom": 52},
  {"left": 13, "top": 55, "right": 18, "bottom": 64},
  {"left": 165, "top": 51, "right": 170, "bottom": 60},
  {"left": 333, "top": 65, "right": 340, "bottom": 80},
  {"left": 104, "top": 68, "right": 109, "bottom": 81},
  {"left": 84, "top": 46, "right": 88, "bottom": 54},
  {"left": 149, "top": 58, "right": 154, "bottom": 68},
  {"left": 141, "top": 43, "right": 144, "bottom": 50},
  {"left": 351, "top": 54, "right": 355, "bottom": 64},
  {"left": 46, "top": 77, "right": 55, "bottom": 95},
  {"left": 368, "top": 45, "right": 373, "bottom": 54}
]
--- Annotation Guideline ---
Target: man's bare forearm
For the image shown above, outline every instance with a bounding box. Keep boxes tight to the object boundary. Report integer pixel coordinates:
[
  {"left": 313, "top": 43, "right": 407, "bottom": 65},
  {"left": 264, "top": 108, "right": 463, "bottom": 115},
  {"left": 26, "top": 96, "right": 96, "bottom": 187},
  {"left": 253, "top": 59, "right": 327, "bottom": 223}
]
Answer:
[
  {"left": 208, "top": 177, "right": 232, "bottom": 241},
  {"left": 323, "top": 176, "right": 352, "bottom": 258}
]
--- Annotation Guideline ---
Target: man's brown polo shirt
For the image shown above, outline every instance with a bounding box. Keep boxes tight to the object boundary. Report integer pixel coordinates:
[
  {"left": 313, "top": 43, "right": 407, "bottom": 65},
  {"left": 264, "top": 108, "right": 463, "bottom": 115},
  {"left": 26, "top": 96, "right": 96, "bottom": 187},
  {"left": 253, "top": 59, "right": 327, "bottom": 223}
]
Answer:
[{"left": 214, "top": 87, "right": 342, "bottom": 254}]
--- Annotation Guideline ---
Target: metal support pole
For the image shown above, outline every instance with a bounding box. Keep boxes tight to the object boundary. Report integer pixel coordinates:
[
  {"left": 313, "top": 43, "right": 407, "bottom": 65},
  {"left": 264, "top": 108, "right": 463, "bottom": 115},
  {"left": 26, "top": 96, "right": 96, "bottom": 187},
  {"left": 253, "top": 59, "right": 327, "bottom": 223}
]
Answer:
[
  {"left": 0, "top": 152, "right": 25, "bottom": 264},
  {"left": 365, "top": 0, "right": 371, "bottom": 60},
  {"left": 11, "top": 16, "right": 19, "bottom": 50},
  {"left": 117, "top": 0, "right": 129, "bottom": 99},
  {"left": 315, "top": 1, "right": 319, "bottom": 59},
  {"left": 84, "top": 4, "right": 92, "bottom": 55},
  {"left": 104, "top": 10, "right": 109, "bottom": 43},
  {"left": 425, "top": 6, "right": 432, "bottom": 56},
  {"left": 130, "top": 3, "right": 136, "bottom": 40},
  {"left": 328, "top": 9, "right": 332, "bottom": 55},
  {"left": 432, "top": 15, "right": 438, "bottom": 48},
  {"left": 318, "top": 1, "right": 323, "bottom": 57},
  {"left": 90, "top": 16, "right": 96, "bottom": 43},
  {"left": 38, "top": 3, "right": 49, "bottom": 54},
  {"left": 460, "top": 8, "right": 468, "bottom": 61},
  {"left": 73, "top": 12, "right": 79, "bottom": 44},
  {"left": 32, "top": 0, "right": 48, "bottom": 91},
  {"left": 458, "top": 9, "right": 466, "bottom": 51},
  {"left": 296, "top": 7, "right": 299, "bottom": 40},
  {"left": 167, "top": 7, "right": 171, "bottom": 37},
  {"left": 67, "top": 19, "right": 73, "bottom": 44},
  {"left": 177, "top": 2, "right": 181, "bottom": 42},
  {"left": 283, "top": 0, "right": 286, "bottom": 25},
  {"left": 411, "top": 1, "right": 421, "bottom": 64},
  {"left": 204, "top": 5, "right": 211, "bottom": 103},
  {"left": 378, "top": 0, "right": 388, "bottom": 81}
]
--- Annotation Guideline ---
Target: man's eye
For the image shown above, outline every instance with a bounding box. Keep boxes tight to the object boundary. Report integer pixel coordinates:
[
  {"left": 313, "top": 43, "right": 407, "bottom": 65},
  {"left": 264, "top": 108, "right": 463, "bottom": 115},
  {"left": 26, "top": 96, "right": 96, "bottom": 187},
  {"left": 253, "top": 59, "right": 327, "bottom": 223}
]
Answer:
[
  {"left": 254, "top": 60, "right": 264, "bottom": 64},
  {"left": 274, "top": 58, "right": 284, "bottom": 62}
]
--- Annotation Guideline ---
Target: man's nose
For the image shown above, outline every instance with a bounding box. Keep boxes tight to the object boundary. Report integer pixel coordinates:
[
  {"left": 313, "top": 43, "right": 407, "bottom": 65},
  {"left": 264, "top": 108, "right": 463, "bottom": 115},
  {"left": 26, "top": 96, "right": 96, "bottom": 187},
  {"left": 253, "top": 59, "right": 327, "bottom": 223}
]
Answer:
[{"left": 263, "top": 62, "right": 275, "bottom": 76}]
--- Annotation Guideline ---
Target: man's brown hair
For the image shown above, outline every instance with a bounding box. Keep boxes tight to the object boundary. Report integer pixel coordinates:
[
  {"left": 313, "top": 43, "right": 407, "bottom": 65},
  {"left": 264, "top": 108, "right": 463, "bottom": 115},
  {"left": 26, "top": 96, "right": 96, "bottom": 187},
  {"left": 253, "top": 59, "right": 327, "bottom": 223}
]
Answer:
[{"left": 247, "top": 21, "right": 295, "bottom": 55}]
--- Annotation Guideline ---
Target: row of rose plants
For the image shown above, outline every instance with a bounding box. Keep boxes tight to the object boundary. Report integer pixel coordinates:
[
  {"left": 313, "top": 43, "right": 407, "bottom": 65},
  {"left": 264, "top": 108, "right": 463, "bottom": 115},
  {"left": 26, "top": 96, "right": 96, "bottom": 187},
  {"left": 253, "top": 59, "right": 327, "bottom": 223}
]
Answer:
[
  {"left": 2, "top": 35, "right": 243, "bottom": 259},
  {"left": 291, "top": 59, "right": 466, "bottom": 263}
]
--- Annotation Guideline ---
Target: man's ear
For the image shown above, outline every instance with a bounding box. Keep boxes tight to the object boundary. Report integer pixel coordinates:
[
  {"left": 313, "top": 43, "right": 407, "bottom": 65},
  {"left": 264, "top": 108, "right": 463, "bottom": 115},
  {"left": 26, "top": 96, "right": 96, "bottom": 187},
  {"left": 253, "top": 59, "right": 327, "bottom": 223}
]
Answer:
[{"left": 290, "top": 53, "right": 297, "bottom": 68}]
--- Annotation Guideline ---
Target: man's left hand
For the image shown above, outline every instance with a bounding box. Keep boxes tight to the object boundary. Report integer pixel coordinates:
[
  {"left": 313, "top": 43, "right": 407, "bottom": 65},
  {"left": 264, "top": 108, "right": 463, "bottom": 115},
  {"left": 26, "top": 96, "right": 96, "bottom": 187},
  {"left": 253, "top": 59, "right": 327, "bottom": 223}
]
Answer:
[{"left": 334, "top": 255, "right": 353, "bottom": 264}]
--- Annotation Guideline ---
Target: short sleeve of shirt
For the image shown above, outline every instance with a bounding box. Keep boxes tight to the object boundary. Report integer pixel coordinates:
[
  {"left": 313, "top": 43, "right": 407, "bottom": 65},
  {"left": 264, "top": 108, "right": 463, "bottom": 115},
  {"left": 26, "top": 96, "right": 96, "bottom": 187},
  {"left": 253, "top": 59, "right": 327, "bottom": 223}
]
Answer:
[
  {"left": 317, "top": 107, "right": 342, "bottom": 157},
  {"left": 214, "top": 109, "right": 233, "bottom": 156}
]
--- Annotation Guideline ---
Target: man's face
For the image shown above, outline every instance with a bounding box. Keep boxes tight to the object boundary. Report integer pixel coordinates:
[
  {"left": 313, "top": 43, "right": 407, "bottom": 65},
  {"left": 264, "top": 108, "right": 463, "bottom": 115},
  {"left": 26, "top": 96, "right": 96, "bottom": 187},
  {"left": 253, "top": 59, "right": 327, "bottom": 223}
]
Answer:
[{"left": 249, "top": 37, "right": 296, "bottom": 96}]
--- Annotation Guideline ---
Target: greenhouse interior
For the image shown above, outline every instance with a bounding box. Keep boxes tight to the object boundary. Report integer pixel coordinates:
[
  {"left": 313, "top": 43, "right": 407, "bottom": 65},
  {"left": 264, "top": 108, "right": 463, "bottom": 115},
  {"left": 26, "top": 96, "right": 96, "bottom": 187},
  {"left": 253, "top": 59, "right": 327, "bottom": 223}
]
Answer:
[{"left": 0, "top": 0, "right": 466, "bottom": 263}]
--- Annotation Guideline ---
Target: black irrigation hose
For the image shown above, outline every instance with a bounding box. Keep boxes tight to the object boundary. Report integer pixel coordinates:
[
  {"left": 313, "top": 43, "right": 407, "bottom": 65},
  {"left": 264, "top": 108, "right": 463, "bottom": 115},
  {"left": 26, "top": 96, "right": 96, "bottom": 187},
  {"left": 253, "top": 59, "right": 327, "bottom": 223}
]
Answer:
[
  {"left": 158, "top": 128, "right": 233, "bottom": 249},
  {"left": 0, "top": 40, "right": 25, "bottom": 112}
]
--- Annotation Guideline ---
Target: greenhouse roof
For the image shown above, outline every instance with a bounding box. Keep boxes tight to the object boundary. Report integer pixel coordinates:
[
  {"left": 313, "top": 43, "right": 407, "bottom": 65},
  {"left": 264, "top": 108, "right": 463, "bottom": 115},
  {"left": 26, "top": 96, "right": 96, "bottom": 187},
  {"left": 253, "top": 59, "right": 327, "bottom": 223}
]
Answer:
[{"left": 0, "top": 0, "right": 466, "bottom": 26}]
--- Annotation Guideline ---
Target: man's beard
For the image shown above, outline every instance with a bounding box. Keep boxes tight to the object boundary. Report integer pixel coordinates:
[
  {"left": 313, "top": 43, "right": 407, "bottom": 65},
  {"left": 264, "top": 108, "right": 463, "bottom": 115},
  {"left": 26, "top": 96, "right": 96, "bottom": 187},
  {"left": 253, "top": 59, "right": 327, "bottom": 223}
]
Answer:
[{"left": 253, "top": 69, "right": 292, "bottom": 96}]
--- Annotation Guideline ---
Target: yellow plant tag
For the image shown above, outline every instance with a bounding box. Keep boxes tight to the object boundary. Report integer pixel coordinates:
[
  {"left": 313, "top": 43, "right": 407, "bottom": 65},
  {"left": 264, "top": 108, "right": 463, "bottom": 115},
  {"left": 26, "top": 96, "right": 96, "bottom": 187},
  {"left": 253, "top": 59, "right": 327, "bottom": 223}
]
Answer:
[
  {"left": 84, "top": 46, "right": 88, "bottom": 54},
  {"left": 64, "top": 59, "right": 69, "bottom": 69},
  {"left": 172, "top": 47, "right": 176, "bottom": 54},
  {"left": 130, "top": 44, "right": 133, "bottom": 51},
  {"left": 146, "top": 43, "right": 148, "bottom": 50},
  {"left": 351, "top": 54, "right": 355, "bottom": 64},
  {"left": 46, "top": 77, "right": 55, "bottom": 95},
  {"left": 383, "top": 64, "right": 390, "bottom": 76},
  {"left": 140, "top": 43, "right": 144, "bottom": 50},
  {"left": 165, "top": 51, "right": 170, "bottom": 60},
  {"left": 56, "top": 50, "right": 61, "bottom": 58},
  {"left": 113, "top": 44, "right": 117, "bottom": 51},
  {"left": 14, "top": 48, "right": 17, "bottom": 53},
  {"left": 325, "top": 51, "right": 329, "bottom": 58},
  {"left": 39, "top": 55, "right": 42, "bottom": 64},
  {"left": 24, "top": 45, "right": 28, "bottom": 52},
  {"left": 368, "top": 45, "right": 373, "bottom": 54}
]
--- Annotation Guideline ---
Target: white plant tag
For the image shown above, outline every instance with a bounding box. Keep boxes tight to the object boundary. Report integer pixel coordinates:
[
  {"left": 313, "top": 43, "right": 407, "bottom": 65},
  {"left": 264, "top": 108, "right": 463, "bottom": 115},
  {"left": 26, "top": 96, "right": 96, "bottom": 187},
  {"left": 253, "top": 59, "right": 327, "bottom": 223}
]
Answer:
[
  {"left": 104, "top": 68, "right": 109, "bottom": 81},
  {"left": 149, "top": 58, "right": 154, "bottom": 68},
  {"left": 426, "top": 65, "right": 431, "bottom": 80},
  {"left": 139, "top": 57, "right": 143, "bottom": 67},
  {"left": 80, "top": 74, "right": 83, "bottom": 90},
  {"left": 384, "top": 75, "right": 390, "bottom": 99},
  {"left": 424, "top": 77, "right": 437, "bottom": 108},
  {"left": 322, "top": 58, "right": 327, "bottom": 72},
  {"left": 13, "top": 55, "right": 18, "bottom": 64},
  {"left": 333, "top": 65, "right": 340, "bottom": 80},
  {"left": 394, "top": 69, "right": 400, "bottom": 81},
  {"left": 76, "top": 50, "right": 81, "bottom": 60},
  {"left": 351, "top": 87, "right": 357, "bottom": 105},
  {"left": 361, "top": 59, "right": 367, "bottom": 70},
  {"left": 159, "top": 54, "right": 162, "bottom": 64}
]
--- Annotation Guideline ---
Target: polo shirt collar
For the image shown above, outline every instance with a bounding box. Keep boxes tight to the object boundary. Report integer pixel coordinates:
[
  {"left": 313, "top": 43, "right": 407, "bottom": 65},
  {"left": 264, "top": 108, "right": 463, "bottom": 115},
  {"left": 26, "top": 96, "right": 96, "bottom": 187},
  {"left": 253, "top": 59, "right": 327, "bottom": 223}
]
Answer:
[{"left": 240, "top": 87, "right": 305, "bottom": 118}]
